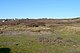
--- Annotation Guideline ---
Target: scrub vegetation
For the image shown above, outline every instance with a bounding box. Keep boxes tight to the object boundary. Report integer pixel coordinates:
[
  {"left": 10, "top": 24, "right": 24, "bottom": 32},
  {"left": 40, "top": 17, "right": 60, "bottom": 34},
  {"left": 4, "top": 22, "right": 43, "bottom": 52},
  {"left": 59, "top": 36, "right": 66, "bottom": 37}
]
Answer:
[{"left": 0, "top": 18, "right": 80, "bottom": 53}]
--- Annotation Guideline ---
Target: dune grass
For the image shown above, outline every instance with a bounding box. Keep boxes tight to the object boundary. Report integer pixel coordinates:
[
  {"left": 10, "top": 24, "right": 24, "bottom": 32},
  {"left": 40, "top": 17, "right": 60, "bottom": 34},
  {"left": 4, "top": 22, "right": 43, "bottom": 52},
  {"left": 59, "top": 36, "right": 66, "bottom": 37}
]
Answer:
[{"left": 0, "top": 26, "right": 80, "bottom": 53}]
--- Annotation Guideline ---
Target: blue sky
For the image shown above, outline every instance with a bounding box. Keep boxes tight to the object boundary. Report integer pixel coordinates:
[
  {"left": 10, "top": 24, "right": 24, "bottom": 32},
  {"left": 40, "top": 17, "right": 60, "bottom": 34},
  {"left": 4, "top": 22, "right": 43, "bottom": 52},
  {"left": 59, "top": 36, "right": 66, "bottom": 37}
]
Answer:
[{"left": 0, "top": 0, "right": 80, "bottom": 19}]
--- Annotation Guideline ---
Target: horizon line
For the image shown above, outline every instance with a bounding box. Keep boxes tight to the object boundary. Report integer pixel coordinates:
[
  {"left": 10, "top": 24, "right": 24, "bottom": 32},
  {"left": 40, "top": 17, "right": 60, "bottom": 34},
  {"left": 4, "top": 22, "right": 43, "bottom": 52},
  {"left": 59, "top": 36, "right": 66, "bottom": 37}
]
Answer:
[{"left": 0, "top": 16, "right": 80, "bottom": 19}]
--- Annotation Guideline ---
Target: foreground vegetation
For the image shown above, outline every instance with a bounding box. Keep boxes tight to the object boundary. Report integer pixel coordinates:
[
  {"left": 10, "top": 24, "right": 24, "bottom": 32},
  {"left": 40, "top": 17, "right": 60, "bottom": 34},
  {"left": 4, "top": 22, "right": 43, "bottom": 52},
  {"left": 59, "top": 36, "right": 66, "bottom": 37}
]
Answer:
[
  {"left": 0, "top": 25, "right": 80, "bottom": 53},
  {"left": 0, "top": 18, "right": 80, "bottom": 53}
]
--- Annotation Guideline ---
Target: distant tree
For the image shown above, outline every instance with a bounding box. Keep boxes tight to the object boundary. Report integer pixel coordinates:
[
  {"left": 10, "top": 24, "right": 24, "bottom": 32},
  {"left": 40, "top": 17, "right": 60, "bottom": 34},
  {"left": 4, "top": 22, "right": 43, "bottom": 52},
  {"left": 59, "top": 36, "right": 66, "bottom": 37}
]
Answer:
[{"left": 74, "top": 17, "right": 80, "bottom": 19}]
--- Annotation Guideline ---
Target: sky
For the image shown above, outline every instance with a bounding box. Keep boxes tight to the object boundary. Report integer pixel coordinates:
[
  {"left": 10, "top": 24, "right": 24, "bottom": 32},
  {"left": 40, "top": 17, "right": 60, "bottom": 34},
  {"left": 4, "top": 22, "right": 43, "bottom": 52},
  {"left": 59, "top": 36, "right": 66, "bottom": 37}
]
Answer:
[{"left": 0, "top": 0, "right": 80, "bottom": 19}]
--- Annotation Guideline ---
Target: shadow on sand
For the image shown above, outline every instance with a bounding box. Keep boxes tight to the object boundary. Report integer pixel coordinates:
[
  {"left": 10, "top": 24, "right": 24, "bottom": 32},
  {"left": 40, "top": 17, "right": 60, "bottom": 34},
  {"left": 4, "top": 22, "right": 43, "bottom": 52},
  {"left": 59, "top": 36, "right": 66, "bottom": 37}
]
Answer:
[{"left": 0, "top": 48, "right": 11, "bottom": 53}]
